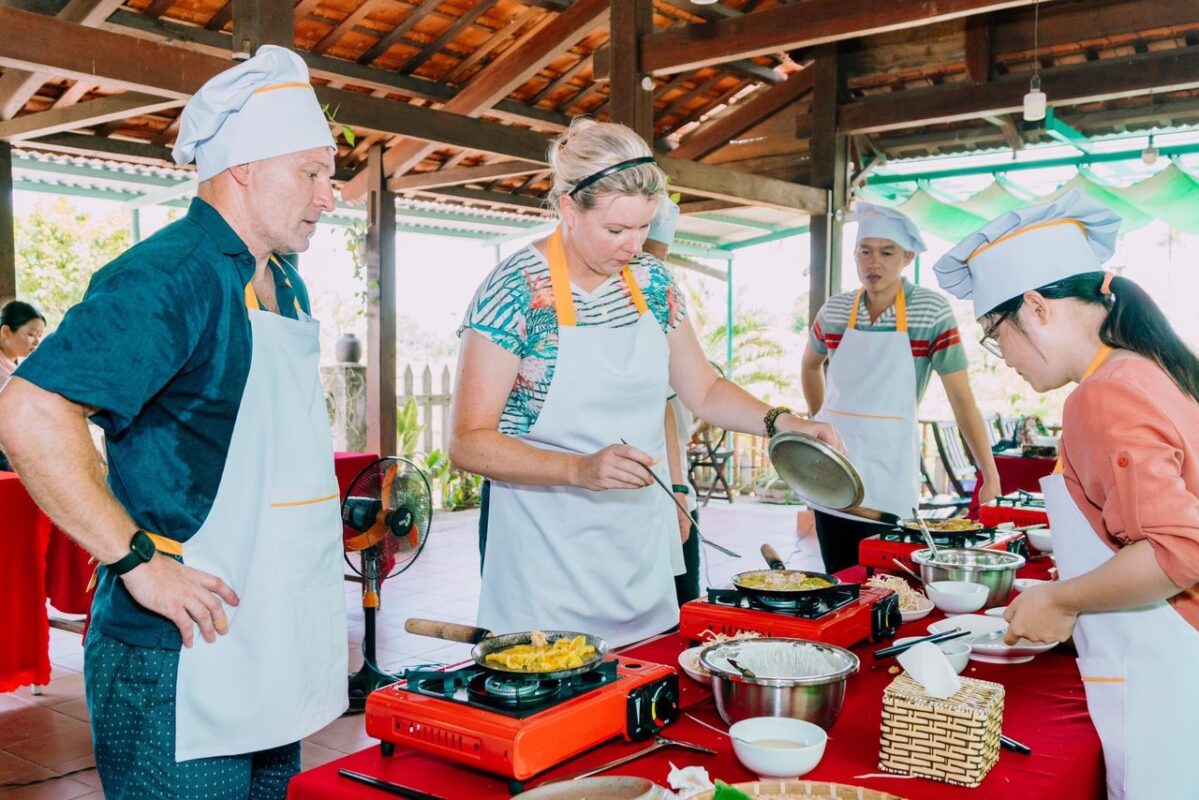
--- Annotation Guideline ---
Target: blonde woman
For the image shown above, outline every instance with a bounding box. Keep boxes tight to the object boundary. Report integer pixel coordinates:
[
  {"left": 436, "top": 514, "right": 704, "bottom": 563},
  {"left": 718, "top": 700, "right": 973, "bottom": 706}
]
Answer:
[{"left": 449, "top": 118, "right": 843, "bottom": 646}]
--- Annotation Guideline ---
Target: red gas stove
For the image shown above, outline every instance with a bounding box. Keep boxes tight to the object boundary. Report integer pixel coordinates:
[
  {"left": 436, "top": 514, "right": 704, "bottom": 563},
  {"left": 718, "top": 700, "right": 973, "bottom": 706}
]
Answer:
[
  {"left": 678, "top": 583, "right": 900, "bottom": 649},
  {"left": 364, "top": 656, "right": 678, "bottom": 793},
  {"left": 857, "top": 525, "right": 1030, "bottom": 574},
  {"left": 979, "top": 490, "right": 1050, "bottom": 528}
]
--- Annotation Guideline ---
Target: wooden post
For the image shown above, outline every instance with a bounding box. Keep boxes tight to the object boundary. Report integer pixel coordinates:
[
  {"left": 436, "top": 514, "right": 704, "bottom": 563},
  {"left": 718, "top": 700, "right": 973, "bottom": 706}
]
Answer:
[
  {"left": 608, "top": 0, "right": 654, "bottom": 142},
  {"left": 808, "top": 44, "right": 848, "bottom": 322},
  {"left": 232, "top": 0, "right": 294, "bottom": 57},
  {"left": 440, "top": 365, "right": 451, "bottom": 452},
  {"left": 0, "top": 142, "right": 14, "bottom": 304},
  {"left": 366, "top": 143, "right": 397, "bottom": 457}
]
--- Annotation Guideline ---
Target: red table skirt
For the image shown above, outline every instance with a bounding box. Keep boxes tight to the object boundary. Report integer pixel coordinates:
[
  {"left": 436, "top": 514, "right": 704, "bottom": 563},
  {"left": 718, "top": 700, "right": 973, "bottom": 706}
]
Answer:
[
  {"left": 287, "top": 562, "right": 1104, "bottom": 800},
  {"left": 970, "top": 455, "right": 1057, "bottom": 518},
  {"left": 0, "top": 473, "right": 52, "bottom": 692}
]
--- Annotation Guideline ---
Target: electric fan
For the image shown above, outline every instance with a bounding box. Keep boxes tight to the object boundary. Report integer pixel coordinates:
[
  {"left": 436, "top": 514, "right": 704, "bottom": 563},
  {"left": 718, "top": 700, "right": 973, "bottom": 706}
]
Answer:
[{"left": 342, "top": 456, "right": 432, "bottom": 711}]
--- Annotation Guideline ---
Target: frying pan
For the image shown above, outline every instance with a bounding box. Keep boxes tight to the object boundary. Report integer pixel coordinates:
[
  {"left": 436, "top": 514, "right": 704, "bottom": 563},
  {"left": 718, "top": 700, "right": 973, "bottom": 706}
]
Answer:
[
  {"left": 729, "top": 543, "right": 843, "bottom": 603},
  {"left": 404, "top": 618, "right": 609, "bottom": 680},
  {"left": 767, "top": 432, "right": 901, "bottom": 526}
]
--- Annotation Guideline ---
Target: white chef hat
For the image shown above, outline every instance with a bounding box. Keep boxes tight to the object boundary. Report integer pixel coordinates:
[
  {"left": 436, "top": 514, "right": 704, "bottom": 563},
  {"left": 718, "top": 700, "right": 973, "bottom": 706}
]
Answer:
[
  {"left": 933, "top": 189, "right": 1122, "bottom": 319},
  {"left": 852, "top": 203, "right": 927, "bottom": 254},
  {"left": 172, "top": 45, "right": 335, "bottom": 181}
]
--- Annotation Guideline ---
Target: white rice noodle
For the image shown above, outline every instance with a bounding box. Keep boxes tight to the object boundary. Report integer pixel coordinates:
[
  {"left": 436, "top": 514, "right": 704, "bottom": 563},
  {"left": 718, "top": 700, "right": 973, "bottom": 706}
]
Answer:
[{"left": 715, "top": 641, "right": 841, "bottom": 680}]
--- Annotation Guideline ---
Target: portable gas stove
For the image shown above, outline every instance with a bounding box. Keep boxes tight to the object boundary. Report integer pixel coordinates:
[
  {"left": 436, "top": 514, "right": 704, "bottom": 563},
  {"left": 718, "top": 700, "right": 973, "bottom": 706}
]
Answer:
[
  {"left": 678, "top": 583, "right": 900, "bottom": 648},
  {"left": 980, "top": 490, "right": 1050, "bottom": 528},
  {"left": 364, "top": 655, "right": 678, "bottom": 792},
  {"left": 858, "top": 525, "right": 1030, "bottom": 574}
]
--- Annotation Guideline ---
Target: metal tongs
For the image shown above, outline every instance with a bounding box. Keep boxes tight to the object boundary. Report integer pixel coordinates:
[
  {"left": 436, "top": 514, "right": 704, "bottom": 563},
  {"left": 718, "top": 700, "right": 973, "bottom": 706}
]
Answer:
[
  {"left": 621, "top": 439, "right": 741, "bottom": 558},
  {"left": 553, "top": 734, "right": 718, "bottom": 782}
]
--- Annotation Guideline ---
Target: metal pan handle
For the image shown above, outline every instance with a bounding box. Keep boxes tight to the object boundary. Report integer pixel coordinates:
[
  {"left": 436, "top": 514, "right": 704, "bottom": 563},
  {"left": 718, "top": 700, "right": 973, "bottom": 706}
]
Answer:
[
  {"left": 760, "top": 543, "right": 786, "bottom": 571},
  {"left": 405, "top": 618, "right": 491, "bottom": 644}
]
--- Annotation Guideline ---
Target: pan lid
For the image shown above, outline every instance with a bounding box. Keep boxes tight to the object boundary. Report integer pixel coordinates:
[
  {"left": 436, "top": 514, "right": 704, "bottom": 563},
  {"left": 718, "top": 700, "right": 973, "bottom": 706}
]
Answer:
[{"left": 768, "top": 432, "right": 863, "bottom": 510}]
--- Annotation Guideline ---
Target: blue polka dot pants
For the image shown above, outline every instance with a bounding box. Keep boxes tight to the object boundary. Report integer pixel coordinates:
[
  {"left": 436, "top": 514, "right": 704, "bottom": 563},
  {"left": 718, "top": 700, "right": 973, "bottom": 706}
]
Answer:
[{"left": 84, "top": 630, "right": 301, "bottom": 799}]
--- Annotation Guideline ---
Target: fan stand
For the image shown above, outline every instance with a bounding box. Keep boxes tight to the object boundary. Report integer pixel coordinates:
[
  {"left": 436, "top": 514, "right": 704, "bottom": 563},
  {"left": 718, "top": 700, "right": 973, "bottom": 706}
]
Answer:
[{"left": 348, "top": 552, "right": 395, "bottom": 712}]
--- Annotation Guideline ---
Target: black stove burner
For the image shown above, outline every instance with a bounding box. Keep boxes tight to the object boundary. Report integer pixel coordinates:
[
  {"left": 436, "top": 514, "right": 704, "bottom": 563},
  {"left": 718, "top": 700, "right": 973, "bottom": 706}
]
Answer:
[
  {"left": 402, "top": 660, "right": 619, "bottom": 718},
  {"left": 879, "top": 528, "right": 994, "bottom": 547},
  {"left": 707, "top": 583, "right": 861, "bottom": 618}
]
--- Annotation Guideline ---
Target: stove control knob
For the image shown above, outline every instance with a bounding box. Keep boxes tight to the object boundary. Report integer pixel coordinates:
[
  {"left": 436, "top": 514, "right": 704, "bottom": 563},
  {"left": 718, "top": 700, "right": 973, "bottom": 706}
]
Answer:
[{"left": 649, "top": 679, "right": 679, "bottom": 729}]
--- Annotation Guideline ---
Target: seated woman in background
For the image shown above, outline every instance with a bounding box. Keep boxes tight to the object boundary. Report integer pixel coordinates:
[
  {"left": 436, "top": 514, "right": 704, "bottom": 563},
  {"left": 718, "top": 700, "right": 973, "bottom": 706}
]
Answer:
[
  {"left": 0, "top": 301, "right": 46, "bottom": 471},
  {"left": 0, "top": 300, "right": 46, "bottom": 385},
  {"left": 934, "top": 190, "right": 1199, "bottom": 800}
]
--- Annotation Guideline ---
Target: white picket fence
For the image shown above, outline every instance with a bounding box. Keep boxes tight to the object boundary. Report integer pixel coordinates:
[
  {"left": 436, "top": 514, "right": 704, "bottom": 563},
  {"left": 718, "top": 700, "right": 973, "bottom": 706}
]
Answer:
[{"left": 401, "top": 364, "right": 453, "bottom": 454}]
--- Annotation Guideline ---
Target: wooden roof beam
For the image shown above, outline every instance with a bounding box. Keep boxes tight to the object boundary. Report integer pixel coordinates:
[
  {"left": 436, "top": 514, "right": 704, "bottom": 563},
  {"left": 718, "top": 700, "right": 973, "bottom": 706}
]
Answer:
[
  {"left": 658, "top": 155, "right": 826, "bottom": 214},
  {"left": 669, "top": 67, "right": 813, "bottom": 161},
  {"left": 0, "top": 91, "right": 182, "bottom": 141},
  {"left": 839, "top": 44, "right": 1199, "bottom": 134},
  {"left": 339, "top": 0, "right": 609, "bottom": 201},
  {"left": 385, "top": 159, "right": 544, "bottom": 191},
  {"left": 0, "top": 0, "right": 125, "bottom": 119},
  {"left": 641, "top": 0, "right": 1056, "bottom": 76}
]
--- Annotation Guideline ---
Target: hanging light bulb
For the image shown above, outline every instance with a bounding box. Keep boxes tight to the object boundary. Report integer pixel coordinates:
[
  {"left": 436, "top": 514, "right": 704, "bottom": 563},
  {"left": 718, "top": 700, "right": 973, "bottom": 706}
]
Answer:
[
  {"left": 1022, "top": 0, "right": 1046, "bottom": 122},
  {"left": 1023, "top": 74, "right": 1047, "bottom": 122},
  {"left": 1142, "top": 133, "right": 1159, "bottom": 165}
]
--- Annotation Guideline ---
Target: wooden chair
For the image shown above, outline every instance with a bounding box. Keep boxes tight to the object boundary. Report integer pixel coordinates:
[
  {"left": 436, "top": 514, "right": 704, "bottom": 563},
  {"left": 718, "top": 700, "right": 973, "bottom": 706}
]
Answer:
[
  {"left": 984, "top": 413, "right": 1001, "bottom": 448},
  {"left": 919, "top": 455, "right": 971, "bottom": 512},
  {"left": 997, "top": 415, "right": 1020, "bottom": 442},
  {"left": 931, "top": 420, "right": 978, "bottom": 498},
  {"left": 687, "top": 424, "right": 734, "bottom": 506}
]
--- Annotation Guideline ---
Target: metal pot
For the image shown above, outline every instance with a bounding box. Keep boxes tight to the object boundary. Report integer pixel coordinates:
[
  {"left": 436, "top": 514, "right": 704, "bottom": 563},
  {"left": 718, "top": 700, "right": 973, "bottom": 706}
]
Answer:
[
  {"left": 698, "top": 638, "right": 859, "bottom": 729},
  {"left": 911, "top": 547, "right": 1026, "bottom": 608}
]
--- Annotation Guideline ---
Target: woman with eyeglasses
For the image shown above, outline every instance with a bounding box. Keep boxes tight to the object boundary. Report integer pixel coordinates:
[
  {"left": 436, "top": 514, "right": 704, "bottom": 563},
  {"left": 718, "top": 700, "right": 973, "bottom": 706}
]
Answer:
[
  {"left": 800, "top": 204, "right": 999, "bottom": 573},
  {"left": 448, "top": 119, "right": 844, "bottom": 647},
  {"left": 935, "top": 189, "right": 1199, "bottom": 799}
]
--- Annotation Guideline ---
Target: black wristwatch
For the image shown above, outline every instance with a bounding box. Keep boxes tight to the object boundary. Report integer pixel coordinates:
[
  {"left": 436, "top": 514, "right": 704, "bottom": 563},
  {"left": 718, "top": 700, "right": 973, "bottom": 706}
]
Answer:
[{"left": 108, "top": 530, "right": 156, "bottom": 576}]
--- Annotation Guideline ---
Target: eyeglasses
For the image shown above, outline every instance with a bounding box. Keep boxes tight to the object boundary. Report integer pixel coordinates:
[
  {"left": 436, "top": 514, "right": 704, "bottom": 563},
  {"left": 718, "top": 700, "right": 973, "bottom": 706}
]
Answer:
[{"left": 979, "top": 316, "right": 1007, "bottom": 358}]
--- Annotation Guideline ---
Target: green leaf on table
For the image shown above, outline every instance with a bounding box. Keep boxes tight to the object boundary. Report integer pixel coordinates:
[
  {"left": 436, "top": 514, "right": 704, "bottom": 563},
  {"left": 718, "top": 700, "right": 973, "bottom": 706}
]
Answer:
[{"left": 713, "top": 780, "right": 753, "bottom": 800}]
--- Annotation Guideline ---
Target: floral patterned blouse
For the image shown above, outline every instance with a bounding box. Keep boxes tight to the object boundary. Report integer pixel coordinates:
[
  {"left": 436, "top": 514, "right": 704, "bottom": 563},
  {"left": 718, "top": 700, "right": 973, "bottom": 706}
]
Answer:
[{"left": 458, "top": 244, "right": 687, "bottom": 435}]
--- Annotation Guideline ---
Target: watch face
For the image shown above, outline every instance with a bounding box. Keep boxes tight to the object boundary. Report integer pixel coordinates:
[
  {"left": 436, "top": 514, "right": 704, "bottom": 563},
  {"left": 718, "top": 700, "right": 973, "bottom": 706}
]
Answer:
[{"left": 131, "top": 531, "right": 155, "bottom": 561}]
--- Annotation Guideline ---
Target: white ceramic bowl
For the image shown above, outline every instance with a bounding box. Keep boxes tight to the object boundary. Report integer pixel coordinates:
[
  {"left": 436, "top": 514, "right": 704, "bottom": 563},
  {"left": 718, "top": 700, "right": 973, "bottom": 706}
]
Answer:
[
  {"left": 892, "top": 636, "right": 971, "bottom": 674},
  {"left": 677, "top": 646, "right": 711, "bottom": 683},
  {"left": 926, "top": 580, "right": 989, "bottom": 614},
  {"left": 728, "top": 716, "right": 827, "bottom": 778},
  {"left": 928, "top": 614, "right": 1058, "bottom": 664},
  {"left": 1013, "top": 578, "right": 1048, "bottom": 594},
  {"left": 1026, "top": 528, "right": 1053, "bottom": 553},
  {"left": 900, "top": 595, "right": 934, "bottom": 622}
]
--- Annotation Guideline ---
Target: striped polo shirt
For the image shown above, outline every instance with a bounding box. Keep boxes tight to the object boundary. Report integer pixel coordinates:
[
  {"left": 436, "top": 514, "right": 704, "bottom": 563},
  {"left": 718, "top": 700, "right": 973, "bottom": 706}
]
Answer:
[
  {"left": 808, "top": 278, "right": 967, "bottom": 401},
  {"left": 458, "top": 244, "right": 686, "bottom": 436}
]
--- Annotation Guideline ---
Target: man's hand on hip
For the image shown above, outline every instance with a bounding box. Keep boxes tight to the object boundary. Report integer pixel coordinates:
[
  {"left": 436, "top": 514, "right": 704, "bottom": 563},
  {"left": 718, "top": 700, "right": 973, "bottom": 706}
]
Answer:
[{"left": 121, "top": 557, "right": 240, "bottom": 647}]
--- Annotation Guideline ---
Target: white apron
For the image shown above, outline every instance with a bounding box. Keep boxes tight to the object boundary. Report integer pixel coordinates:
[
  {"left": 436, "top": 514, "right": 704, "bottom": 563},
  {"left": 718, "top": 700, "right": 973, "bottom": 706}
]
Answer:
[
  {"left": 1044, "top": 345, "right": 1199, "bottom": 799},
  {"left": 477, "top": 230, "right": 680, "bottom": 648},
  {"left": 815, "top": 288, "right": 920, "bottom": 519},
  {"left": 172, "top": 269, "right": 348, "bottom": 760}
]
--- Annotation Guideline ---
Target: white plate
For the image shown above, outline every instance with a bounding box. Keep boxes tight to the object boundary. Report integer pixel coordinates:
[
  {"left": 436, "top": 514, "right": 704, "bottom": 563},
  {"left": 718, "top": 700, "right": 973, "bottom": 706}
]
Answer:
[
  {"left": 1013, "top": 578, "right": 1048, "bottom": 594},
  {"left": 928, "top": 614, "right": 1058, "bottom": 664},
  {"left": 900, "top": 597, "right": 934, "bottom": 623},
  {"left": 678, "top": 645, "right": 711, "bottom": 683},
  {"left": 984, "top": 606, "right": 1007, "bottom": 618}
]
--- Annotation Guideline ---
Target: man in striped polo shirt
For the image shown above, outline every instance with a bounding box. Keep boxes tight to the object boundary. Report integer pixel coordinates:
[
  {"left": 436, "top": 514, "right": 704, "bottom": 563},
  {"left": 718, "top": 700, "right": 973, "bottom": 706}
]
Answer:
[{"left": 801, "top": 204, "right": 999, "bottom": 572}]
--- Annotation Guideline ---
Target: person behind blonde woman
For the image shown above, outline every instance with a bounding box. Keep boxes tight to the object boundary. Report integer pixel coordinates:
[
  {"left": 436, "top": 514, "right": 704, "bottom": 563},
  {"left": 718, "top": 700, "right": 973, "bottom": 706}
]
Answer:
[
  {"left": 0, "top": 300, "right": 46, "bottom": 385},
  {"left": 934, "top": 190, "right": 1199, "bottom": 799},
  {"left": 449, "top": 118, "right": 845, "bottom": 647}
]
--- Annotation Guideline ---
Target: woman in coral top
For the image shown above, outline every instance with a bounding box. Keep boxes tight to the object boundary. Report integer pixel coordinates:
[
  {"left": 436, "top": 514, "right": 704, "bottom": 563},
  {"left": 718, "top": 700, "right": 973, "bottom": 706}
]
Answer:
[{"left": 934, "top": 190, "right": 1199, "bottom": 800}]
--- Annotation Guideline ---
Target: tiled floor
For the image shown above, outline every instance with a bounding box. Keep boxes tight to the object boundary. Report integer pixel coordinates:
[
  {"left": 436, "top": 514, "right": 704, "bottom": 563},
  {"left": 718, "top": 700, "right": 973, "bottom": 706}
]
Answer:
[{"left": 0, "top": 498, "right": 818, "bottom": 799}]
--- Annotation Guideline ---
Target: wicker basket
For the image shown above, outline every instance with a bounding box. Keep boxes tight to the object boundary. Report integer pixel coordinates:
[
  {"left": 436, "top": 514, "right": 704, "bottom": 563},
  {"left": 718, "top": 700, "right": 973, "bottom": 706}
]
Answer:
[
  {"left": 694, "top": 781, "right": 908, "bottom": 799},
  {"left": 879, "top": 672, "right": 1004, "bottom": 787}
]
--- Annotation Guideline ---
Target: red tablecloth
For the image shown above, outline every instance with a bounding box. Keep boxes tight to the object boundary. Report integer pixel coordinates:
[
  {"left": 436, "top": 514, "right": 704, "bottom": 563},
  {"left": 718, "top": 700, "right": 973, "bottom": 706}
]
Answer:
[
  {"left": 335, "top": 451, "right": 380, "bottom": 498},
  {"left": 287, "top": 562, "right": 1104, "bottom": 800},
  {"left": 0, "top": 473, "right": 53, "bottom": 692}
]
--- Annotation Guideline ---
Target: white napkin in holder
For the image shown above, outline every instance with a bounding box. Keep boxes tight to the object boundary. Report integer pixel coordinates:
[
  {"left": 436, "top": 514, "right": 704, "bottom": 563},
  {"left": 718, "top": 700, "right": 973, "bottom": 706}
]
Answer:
[{"left": 897, "top": 641, "right": 961, "bottom": 699}]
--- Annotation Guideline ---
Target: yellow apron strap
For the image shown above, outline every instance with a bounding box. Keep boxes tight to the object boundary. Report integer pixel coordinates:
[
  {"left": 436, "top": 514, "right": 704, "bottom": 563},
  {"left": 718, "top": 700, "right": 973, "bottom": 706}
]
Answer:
[
  {"left": 245, "top": 257, "right": 303, "bottom": 314},
  {"left": 1053, "top": 344, "right": 1115, "bottom": 474},
  {"left": 847, "top": 288, "right": 905, "bottom": 331},
  {"left": 269, "top": 255, "right": 304, "bottom": 314},
  {"left": 622, "top": 267, "right": 650, "bottom": 315},
  {"left": 546, "top": 228, "right": 576, "bottom": 328},
  {"left": 86, "top": 532, "right": 183, "bottom": 591},
  {"left": 847, "top": 290, "right": 864, "bottom": 330}
]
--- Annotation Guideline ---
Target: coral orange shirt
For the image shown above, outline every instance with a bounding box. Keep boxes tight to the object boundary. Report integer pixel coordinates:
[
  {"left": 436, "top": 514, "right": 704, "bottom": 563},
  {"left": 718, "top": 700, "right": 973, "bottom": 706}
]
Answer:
[{"left": 1060, "top": 352, "right": 1199, "bottom": 632}]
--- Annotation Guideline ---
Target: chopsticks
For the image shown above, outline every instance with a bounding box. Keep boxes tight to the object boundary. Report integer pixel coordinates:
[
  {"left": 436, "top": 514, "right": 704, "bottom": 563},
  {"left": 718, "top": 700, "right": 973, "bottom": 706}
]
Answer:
[
  {"left": 872, "top": 628, "right": 970, "bottom": 659},
  {"left": 338, "top": 769, "right": 448, "bottom": 800},
  {"left": 620, "top": 438, "right": 741, "bottom": 558},
  {"left": 1000, "top": 734, "right": 1033, "bottom": 755}
]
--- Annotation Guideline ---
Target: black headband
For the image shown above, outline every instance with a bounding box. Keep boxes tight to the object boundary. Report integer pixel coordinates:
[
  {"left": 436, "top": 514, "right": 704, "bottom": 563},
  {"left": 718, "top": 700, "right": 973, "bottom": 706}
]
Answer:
[{"left": 567, "top": 156, "right": 657, "bottom": 197}]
